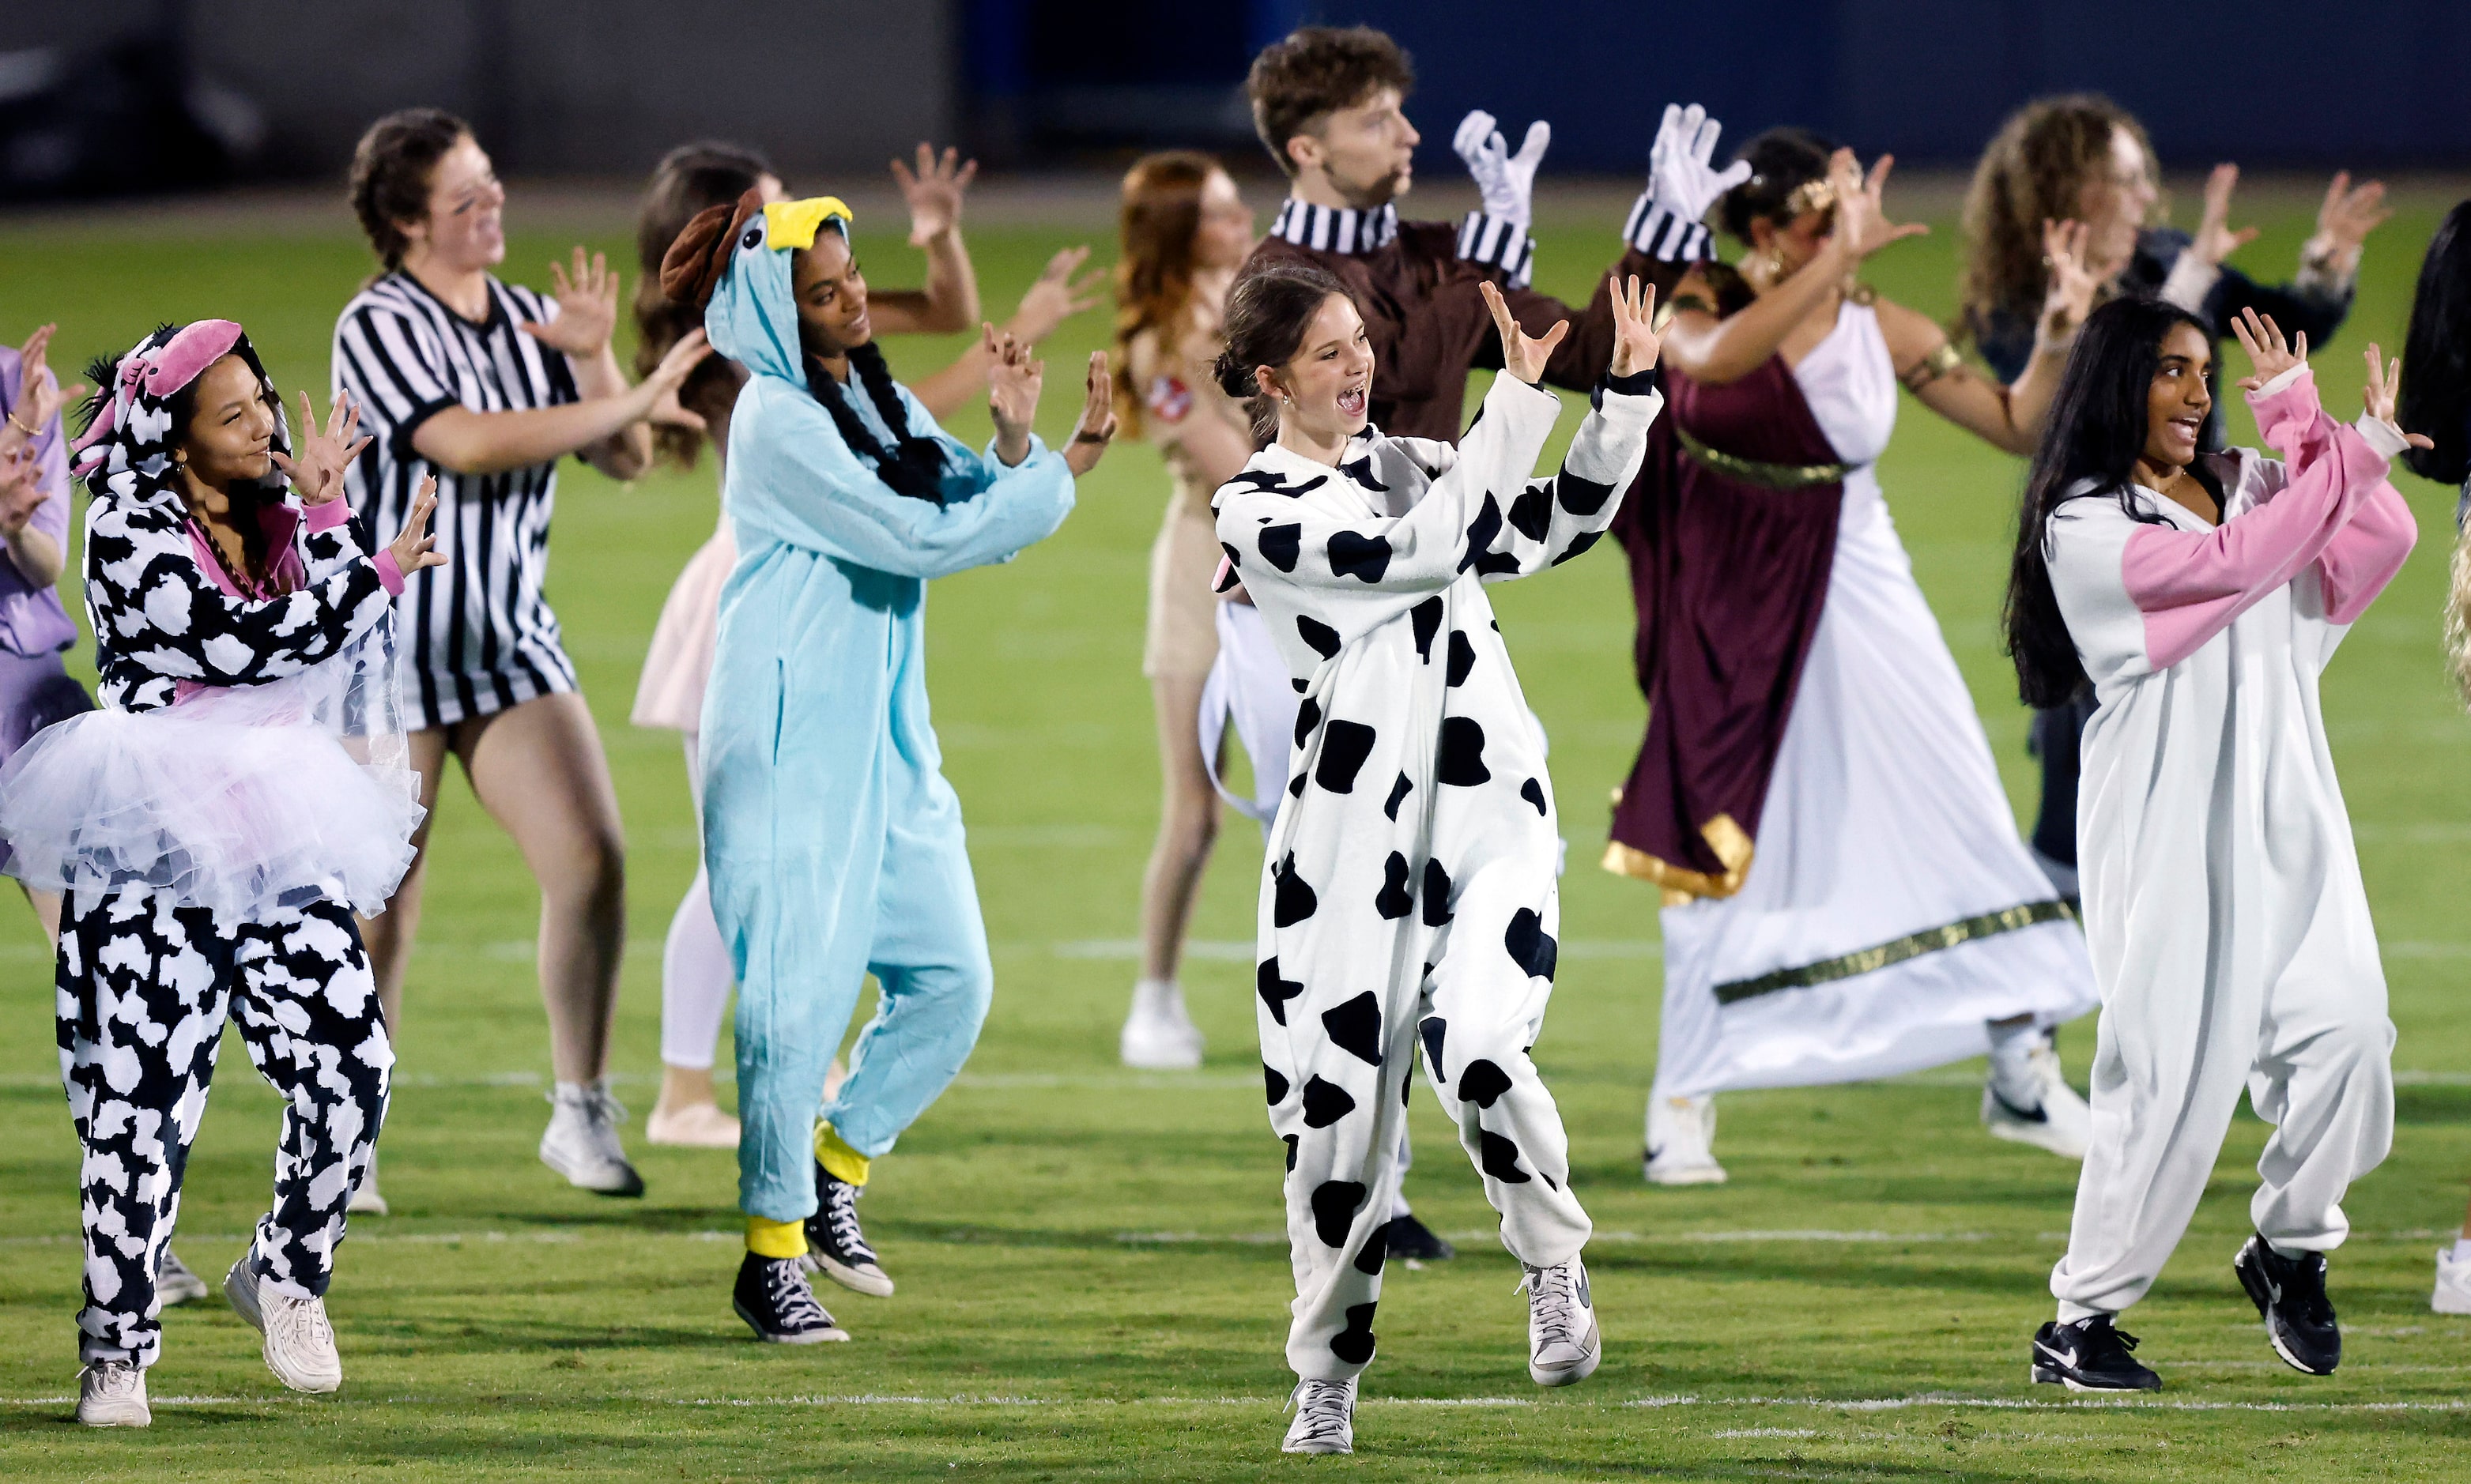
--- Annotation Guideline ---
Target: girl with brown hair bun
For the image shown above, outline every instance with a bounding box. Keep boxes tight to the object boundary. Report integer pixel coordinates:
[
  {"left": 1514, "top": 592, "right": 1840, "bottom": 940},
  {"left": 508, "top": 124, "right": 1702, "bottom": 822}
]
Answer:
[
  {"left": 1214, "top": 263, "right": 1662, "bottom": 1453},
  {"left": 332, "top": 107, "right": 715, "bottom": 1211},
  {"left": 1606, "top": 126, "right": 2099, "bottom": 1189},
  {"left": 628, "top": 141, "right": 1110, "bottom": 1151},
  {"left": 1105, "top": 150, "right": 1256, "bottom": 1072}
]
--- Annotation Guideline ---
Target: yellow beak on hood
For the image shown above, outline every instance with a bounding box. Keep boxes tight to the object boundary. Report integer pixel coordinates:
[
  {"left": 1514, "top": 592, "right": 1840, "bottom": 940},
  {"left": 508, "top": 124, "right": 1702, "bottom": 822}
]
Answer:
[{"left": 763, "top": 197, "right": 854, "bottom": 252}]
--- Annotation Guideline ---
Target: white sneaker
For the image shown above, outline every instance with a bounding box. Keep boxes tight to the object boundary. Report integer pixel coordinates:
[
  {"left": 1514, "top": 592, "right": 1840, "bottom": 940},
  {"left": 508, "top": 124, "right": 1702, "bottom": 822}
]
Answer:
[
  {"left": 76, "top": 1361, "right": 149, "bottom": 1427},
  {"left": 646, "top": 1100, "right": 741, "bottom": 1148},
  {"left": 223, "top": 1258, "right": 343, "bottom": 1394},
  {"left": 1119, "top": 980, "right": 1204, "bottom": 1070},
  {"left": 1645, "top": 1094, "right": 1726, "bottom": 1185},
  {"left": 541, "top": 1082, "right": 646, "bottom": 1196},
  {"left": 2435, "top": 1247, "right": 2471, "bottom": 1316},
  {"left": 347, "top": 1148, "right": 389, "bottom": 1215},
  {"left": 157, "top": 1247, "right": 210, "bottom": 1305},
  {"left": 1519, "top": 1257, "right": 1601, "bottom": 1386},
  {"left": 1982, "top": 1044, "right": 2091, "bottom": 1160},
  {"left": 1281, "top": 1377, "right": 1357, "bottom": 1454}
]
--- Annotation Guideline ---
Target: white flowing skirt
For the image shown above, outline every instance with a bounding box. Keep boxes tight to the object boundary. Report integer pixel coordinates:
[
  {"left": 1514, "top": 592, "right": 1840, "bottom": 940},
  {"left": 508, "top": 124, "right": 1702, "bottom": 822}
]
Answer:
[{"left": 1653, "top": 473, "right": 2098, "bottom": 1098}]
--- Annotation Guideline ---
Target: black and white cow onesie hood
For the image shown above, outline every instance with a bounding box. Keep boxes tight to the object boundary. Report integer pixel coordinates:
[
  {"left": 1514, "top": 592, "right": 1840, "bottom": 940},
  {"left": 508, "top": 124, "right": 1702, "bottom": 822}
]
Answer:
[{"left": 1217, "top": 367, "right": 1659, "bottom": 1381}]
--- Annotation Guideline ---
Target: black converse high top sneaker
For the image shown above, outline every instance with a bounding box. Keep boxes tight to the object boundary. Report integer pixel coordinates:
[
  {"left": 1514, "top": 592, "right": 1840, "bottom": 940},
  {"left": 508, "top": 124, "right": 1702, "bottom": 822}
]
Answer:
[
  {"left": 733, "top": 1252, "right": 849, "bottom": 1343},
  {"left": 802, "top": 1163, "right": 894, "bottom": 1297}
]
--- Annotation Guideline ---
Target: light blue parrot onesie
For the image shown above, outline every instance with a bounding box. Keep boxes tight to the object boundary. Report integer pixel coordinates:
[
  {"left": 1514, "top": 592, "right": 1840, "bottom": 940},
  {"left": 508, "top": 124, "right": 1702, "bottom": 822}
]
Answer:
[{"left": 698, "top": 200, "right": 1076, "bottom": 1231}]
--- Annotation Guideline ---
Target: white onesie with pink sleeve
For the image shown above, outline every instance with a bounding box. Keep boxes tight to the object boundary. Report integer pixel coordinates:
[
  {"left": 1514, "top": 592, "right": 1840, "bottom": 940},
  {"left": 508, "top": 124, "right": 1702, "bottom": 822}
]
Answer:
[{"left": 2042, "top": 367, "right": 2416, "bottom": 1319}]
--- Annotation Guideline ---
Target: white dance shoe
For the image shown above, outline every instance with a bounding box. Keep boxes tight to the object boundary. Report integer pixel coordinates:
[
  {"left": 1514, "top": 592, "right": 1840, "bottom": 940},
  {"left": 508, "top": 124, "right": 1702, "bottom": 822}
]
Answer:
[
  {"left": 1981, "top": 1043, "right": 2091, "bottom": 1159},
  {"left": 77, "top": 1361, "right": 149, "bottom": 1427},
  {"left": 1645, "top": 1094, "right": 1727, "bottom": 1185},
  {"left": 1281, "top": 1377, "right": 1356, "bottom": 1454},
  {"left": 224, "top": 1258, "right": 343, "bottom": 1394},
  {"left": 541, "top": 1081, "right": 647, "bottom": 1196},
  {"left": 2434, "top": 1247, "right": 2471, "bottom": 1316},
  {"left": 1520, "top": 1256, "right": 1601, "bottom": 1386},
  {"left": 1119, "top": 979, "right": 1204, "bottom": 1070}
]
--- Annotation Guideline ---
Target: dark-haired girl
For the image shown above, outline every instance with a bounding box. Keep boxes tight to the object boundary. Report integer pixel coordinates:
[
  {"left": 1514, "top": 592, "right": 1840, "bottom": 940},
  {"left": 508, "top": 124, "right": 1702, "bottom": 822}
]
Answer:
[
  {"left": 1608, "top": 131, "right": 2098, "bottom": 1186},
  {"left": 2401, "top": 199, "right": 2471, "bottom": 1316},
  {"left": 330, "top": 107, "right": 714, "bottom": 1209},
  {"left": 1958, "top": 93, "right": 2390, "bottom": 938},
  {"left": 659, "top": 192, "right": 1110, "bottom": 1340},
  {"left": 0, "top": 322, "right": 442, "bottom": 1424},
  {"left": 2013, "top": 301, "right": 2416, "bottom": 1389},
  {"left": 629, "top": 141, "right": 1105, "bottom": 1150},
  {"left": 1213, "top": 262, "right": 1660, "bottom": 1452}
]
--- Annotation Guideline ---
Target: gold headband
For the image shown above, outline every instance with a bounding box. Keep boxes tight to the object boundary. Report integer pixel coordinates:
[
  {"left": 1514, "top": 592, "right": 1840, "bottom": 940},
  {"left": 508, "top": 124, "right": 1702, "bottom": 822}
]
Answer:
[{"left": 1781, "top": 177, "right": 1837, "bottom": 220}]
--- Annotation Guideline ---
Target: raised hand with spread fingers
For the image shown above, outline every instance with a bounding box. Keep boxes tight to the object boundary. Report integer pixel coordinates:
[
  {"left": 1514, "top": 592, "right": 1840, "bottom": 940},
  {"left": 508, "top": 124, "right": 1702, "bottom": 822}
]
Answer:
[
  {"left": 1605, "top": 274, "right": 1662, "bottom": 379},
  {"left": 2230, "top": 305, "right": 2307, "bottom": 392},
  {"left": 2361, "top": 344, "right": 2435, "bottom": 451},
  {"left": 1063, "top": 351, "right": 1119, "bottom": 477},
  {"left": 519, "top": 247, "right": 621, "bottom": 359},
  {"left": 1454, "top": 109, "right": 1551, "bottom": 228},
  {"left": 269, "top": 392, "right": 373, "bottom": 507},
  {"left": 2039, "top": 218, "right": 2099, "bottom": 346},
  {"left": 1648, "top": 103, "right": 1752, "bottom": 226},
  {"left": 985, "top": 324, "right": 1045, "bottom": 468},
  {"left": 387, "top": 473, "right": 450, "bottom": 578},
  {"left": 1479, "top": 280, "right": 1567, "bottom": 385}
]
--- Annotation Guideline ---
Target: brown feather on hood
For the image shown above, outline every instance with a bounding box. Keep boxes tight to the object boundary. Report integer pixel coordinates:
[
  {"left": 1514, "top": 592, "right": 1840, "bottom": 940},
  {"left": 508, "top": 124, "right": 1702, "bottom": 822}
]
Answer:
[{"left": 659, "top": 187, "right": 766, "bottom": 311}]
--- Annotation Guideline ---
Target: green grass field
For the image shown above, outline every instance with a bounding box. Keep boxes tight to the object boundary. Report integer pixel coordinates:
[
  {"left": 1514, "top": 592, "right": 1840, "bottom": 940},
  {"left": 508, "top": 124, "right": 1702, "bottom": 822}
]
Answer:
[{"left": 2, "top": 184, "right": 2469, "bottom": 1480}]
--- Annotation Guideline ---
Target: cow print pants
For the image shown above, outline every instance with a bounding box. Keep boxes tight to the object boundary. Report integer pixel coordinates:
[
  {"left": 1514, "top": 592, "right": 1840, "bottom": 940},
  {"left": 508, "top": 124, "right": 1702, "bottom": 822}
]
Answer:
[
  {"left": 57, "top": 883, "right": 391, "bottom": 1367},
  {"left": 1263, "top": 893, "right": 1592, "bottom": 1383}
]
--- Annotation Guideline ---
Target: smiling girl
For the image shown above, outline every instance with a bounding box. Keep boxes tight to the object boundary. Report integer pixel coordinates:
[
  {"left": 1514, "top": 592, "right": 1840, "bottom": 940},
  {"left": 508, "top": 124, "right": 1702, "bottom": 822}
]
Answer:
[
  {"left": 2009, "top": 299, "right": 2420, "bottom": 1390},
  {"left": 332, "top": 109, "right": 715, "bottom": 1211},
  {"left": 660, "top": 190, "right": 1110, "bottom": 1342},
  {"left": 0, "top": 322, "right": 442, "bottom": 1425},
  {"left": 1212, "top": 264, "right": 1661, "bottom": 1453}
]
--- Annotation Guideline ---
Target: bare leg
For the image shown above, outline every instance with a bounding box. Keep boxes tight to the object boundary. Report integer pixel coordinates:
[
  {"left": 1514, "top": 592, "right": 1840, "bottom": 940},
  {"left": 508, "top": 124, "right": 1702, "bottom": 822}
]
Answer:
[
  {"left": 457, "top": 693, "right": 628, "bottom": 1085},
  {"left": 1138, "top": 672, "right": 1221, "bottom": 985},
  {"left": 20, "top": 883, "right": 59, "bottom": 945},
  {"left": 358, "top": 727, "right": 452, "bottom": 1041}
]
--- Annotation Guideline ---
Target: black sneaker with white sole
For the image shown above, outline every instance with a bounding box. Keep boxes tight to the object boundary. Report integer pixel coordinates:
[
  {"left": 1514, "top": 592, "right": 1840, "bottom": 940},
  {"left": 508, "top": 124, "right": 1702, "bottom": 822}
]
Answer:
[
  {"left": 2235, "top": 1234, "right": 2340, "bottom": 1375},
  {"left": 733, "top": 1252, "right": 849, "bottom": 1343},
  {"left": 2030, "top": 1315, "right": 2160, "bottom": 1391},
  {"left": 802, "top": 1163, "right": 894, "bottom": 1298},
  {"left": 1385, "top": 1213, "right": 1454, "bottom": 1263}
]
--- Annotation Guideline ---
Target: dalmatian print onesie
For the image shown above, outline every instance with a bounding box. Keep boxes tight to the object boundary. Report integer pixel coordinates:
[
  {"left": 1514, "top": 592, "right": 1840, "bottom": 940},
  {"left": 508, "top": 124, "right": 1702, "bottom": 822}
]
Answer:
[
  {"left": 0, "top": 323, "right": 408, "bottom": 1369},
  {"left": 1217, "top": 369, "right": 1658, "bottom": 1380}
]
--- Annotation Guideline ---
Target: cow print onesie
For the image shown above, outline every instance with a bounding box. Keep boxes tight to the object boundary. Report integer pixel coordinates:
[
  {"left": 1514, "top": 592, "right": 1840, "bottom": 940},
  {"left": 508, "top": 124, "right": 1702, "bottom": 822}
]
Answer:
[
  {"left": 27, "top": 323, "right": 402, "bottom": 1370},
  {"left": 1216, "top": 369, "right": 1658, "bottom": 1381}
]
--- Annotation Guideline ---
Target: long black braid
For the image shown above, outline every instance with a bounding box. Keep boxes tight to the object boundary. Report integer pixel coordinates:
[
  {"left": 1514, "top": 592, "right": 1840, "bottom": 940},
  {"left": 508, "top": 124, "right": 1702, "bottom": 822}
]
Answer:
[{"left": 805, "top": 341, "right": 949, "bottom": 504}]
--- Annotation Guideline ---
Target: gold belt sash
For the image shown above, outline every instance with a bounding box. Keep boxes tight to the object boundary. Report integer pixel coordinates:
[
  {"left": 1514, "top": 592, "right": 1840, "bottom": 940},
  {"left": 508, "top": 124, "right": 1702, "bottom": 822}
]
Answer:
[{"left": 1674, "top": 426, "right": 1851, "bottom": 491}]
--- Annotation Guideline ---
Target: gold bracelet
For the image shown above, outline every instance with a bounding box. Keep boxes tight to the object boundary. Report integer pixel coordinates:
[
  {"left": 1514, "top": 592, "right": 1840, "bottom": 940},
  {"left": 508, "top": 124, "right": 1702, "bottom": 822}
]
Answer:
[
  {"left": 1899, "top": 341, "right": 1963, "bottom": 391},
  {"left": 4, "top": 412, "right": 35, "bottom": 436}
]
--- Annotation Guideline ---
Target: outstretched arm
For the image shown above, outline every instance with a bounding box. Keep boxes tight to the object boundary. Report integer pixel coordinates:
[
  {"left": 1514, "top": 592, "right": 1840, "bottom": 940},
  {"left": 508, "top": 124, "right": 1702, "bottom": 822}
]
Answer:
[
  {"left": 868, "top": 144, "right": 984, "bottom": 336},
  {"left": 732, "top": 380, "right": 1073, "bottom": 582},
  {"left": 1662, "top": 149, "right": 1926, "bottom": 386},
  {"left": 2119, "top": 318, "right": 2414, "bottom": 669}
]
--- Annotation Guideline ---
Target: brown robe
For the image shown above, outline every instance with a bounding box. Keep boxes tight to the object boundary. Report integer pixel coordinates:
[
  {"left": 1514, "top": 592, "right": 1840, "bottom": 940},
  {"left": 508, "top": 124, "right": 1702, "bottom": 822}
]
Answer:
[
  {"left": 1604, "top": 352, "right": 1849, "bottom": 898},
  {"left": 1244, "top": 222, "right": 1653, "bottom": 443}
]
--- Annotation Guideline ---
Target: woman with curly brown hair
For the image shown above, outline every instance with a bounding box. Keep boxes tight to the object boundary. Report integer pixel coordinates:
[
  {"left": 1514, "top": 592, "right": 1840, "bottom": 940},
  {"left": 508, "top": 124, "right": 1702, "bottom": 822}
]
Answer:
[{"left": 1956, "top": 92, "right": 2391, "bottom": 911}]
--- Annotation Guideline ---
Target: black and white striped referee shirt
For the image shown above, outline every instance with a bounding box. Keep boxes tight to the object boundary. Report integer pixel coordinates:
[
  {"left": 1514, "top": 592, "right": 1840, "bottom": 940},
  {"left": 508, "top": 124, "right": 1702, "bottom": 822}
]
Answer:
[{"left": 333, "top": 270, "right": 582, "bottom": 729}]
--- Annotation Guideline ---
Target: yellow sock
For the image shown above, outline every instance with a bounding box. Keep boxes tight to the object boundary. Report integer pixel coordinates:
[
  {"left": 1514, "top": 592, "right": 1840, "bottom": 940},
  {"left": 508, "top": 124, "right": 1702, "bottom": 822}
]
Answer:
[
  {"left": 814, "top": 1123, "right": 872, "bottom": 1187},
  {"left": 745, "top": 1215, "right": 807, "bottom": 1260}
]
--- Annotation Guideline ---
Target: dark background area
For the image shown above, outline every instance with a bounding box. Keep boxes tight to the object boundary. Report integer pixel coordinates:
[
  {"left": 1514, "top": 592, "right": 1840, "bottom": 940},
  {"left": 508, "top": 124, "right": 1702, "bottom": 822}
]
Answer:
[{"left": 5, "top": 0, "right": 2465, "bottom": 202}]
